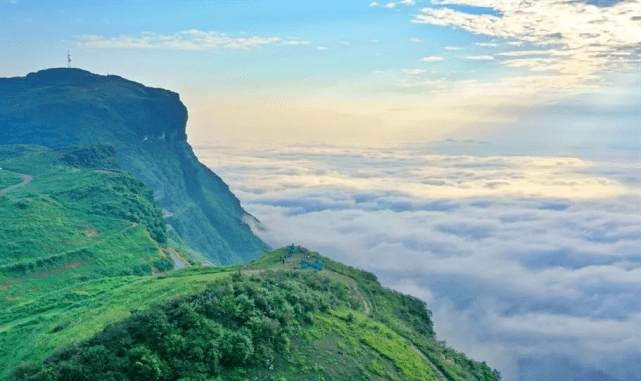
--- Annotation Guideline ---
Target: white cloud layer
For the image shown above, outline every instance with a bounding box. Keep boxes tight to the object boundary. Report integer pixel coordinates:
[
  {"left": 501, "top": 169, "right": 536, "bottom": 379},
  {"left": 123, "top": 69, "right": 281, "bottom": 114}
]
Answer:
[
  {"left": 194, "top": 142, "right": 641, "bottom": 381},
  {"left": 76, "top": 30, "right": 310, "bottom": 50}
]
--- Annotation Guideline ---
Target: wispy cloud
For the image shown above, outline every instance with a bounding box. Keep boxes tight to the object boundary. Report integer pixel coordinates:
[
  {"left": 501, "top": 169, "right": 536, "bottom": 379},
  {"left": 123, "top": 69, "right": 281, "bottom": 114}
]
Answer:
[
  {"left": 281, "top": 40, "right": 311, "bottom": 46},
  {"left": 465, "top": 55, "right": 494, "bottom": 60},
  {"left": 317, "top": 46, "right": 328, "bottom": 51},
  {"left": 76, "top": 30, "right": 310, "bottom": 50},
  {"left": 420, "top": 55, "right": 444, "bottom": 62},
  {"left": 384, "top": 2, "right": 397, "bottom": 8},
  {"left": 412, "top": 0, "right": 641, "bottom": 81},
  {"left": 475, "top": 42, "right": 500, "bottom": 47},
  {"left": 401, "top": 0, "right": 416, "bottom": 4},
  {"left": 410, "top": 37, "right": 422, "bottom": 43},
  {"left": 396, "top": 78, "right": 447, "bottom": 88},
  {"left": 444, "top": 46, "right": 460, "bottom": 50},
  {"left": 403, "top": 68, "right": 427, "bottom": 74},
  {"left": 369, "top": 1, "right": 378, "bottom": 7},
  {"left": 496, "top": 50, "right": 552, "bottom": 57}
]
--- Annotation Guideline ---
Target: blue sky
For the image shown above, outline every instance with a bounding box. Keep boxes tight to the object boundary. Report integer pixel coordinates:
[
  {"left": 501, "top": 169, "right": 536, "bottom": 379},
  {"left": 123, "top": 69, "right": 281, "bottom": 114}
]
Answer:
[
  {"left": 3, "top": 0, "right": 639, "bottom": 152},
  {"left": 2, "top": 1, "right": 641, "bottom": 380}
]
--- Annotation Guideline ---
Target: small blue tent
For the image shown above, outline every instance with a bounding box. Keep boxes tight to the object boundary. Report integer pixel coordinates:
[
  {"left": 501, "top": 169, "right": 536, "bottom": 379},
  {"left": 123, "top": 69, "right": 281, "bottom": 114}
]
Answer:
[{"left": 300, "top": 259, "right": 322, "bottom": 271}]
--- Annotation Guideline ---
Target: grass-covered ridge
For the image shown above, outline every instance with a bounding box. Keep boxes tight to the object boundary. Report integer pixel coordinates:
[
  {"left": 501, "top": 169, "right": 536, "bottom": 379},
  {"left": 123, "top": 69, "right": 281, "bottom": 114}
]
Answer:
[
  {"left": 0, "top": 144, "right": 179, "bottom": 308},
  {"left": 5, "top": 248, "right": 502, "bottom": 381}
]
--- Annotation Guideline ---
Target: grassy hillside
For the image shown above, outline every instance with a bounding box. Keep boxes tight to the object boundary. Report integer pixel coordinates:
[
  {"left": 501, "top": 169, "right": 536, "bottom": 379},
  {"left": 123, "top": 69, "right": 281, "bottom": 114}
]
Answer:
[
  {"left": 0, "top": 68, "right": 269, "bottom": 265},
  {"left": 0, "top": 144, "right": 183, "bottom": 309},
  {"left": 0, "top": 171, "right": 22, "bottom": 188},
  {"left": 4, "top": 248, "right": 501, "bottom": 381}
]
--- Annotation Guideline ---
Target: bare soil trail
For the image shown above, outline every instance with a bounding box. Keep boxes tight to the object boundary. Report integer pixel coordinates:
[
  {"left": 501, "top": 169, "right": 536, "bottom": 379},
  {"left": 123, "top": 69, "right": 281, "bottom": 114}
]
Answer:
[
  {"left": 319, "top": 270, "right": 372, "bottom": 316},
  {"left": 405, "top": 340, "right": 448, "bottom": 381},
  {"left": 166, "top": 248, "right": 191, "bottom": 269},
  {"left": 323, "top": 271, "right": 444, "bottom": 379},
  {"left": 0, "top": 173, "right": 33, "bottom": 196}
]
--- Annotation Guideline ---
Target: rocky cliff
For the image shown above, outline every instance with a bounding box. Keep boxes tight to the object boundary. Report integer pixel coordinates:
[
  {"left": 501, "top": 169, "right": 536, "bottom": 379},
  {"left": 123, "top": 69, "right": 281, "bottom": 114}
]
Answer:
[{"left": 0, "top": 68, "right": 269, "bottom": 264}]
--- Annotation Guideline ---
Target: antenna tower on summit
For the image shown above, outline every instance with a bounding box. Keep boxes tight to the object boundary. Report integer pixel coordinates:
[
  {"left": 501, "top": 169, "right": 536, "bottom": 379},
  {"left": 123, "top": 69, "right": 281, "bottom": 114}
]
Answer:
[{"left": 67, "top": 51, "right": 71, "bottom": 68}]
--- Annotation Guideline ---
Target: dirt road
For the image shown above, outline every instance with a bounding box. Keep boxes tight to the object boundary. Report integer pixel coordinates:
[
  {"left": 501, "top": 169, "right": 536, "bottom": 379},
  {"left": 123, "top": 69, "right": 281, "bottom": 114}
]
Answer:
[{"left": 0, "top": 173, "right": 33, "bottom": 196}]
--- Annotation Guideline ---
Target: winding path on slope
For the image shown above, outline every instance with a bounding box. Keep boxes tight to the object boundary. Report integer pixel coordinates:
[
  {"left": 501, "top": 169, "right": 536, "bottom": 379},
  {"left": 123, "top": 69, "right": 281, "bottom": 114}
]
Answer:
[
  {"left": 327, "top": 271, "right": 447, "bottom": 381},
  {"left": 167, "top": 248, "right": 191, "bottom": 269},
  {"left": 241, "top": 263, "right": 446, "bottom": 380},
  {"left": 0, "top": 172, "right": 33, "bottom": 196}
]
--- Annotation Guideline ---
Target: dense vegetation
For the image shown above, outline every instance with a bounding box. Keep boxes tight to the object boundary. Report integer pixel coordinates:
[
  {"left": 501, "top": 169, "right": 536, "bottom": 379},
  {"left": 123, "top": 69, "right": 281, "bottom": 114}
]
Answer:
[
  {"left": 0, "top": 266, "right": 226, "bottom": 379},
  {"left": 56, "top": 144, "right": 121, "bottom": 171}
]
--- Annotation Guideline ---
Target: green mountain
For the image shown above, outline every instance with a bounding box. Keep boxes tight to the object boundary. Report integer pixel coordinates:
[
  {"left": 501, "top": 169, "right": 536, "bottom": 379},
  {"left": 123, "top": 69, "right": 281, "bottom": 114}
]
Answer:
[
  {"left": 4, "top": 244, "right": 502, "bottom": 381},
  {"left": 0, "top": 68, "right": 268, "bottom": 265},
  {"left": 0, "top": 72, "right": 502, "bottom": 380}
]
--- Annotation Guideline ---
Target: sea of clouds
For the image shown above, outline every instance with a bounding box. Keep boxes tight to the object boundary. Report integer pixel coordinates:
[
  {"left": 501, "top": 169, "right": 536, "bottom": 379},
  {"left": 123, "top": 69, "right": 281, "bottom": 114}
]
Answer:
[{"left": 195, "top": 142, "right": 640, "bottom": 381}]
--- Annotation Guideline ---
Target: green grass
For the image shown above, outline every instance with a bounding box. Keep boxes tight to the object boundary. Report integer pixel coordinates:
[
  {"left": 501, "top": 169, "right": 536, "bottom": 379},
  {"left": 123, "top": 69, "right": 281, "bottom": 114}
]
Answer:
[
  {"left": 0, "top": 143, "right": 179, "bottom": 375},
  {"left": 317, "top": 310, "right": 438, "bottom": 381},
  {"left": 0, "top": 145, "right": 169, "bottom": 285},
  {"left": 166, "top": 228, "right": 210, "bottom": 265},
  {"left": 0, "top": 171, "right": 22, "bottom": 188},
  {"left": 0, "top": 268, "right": 232, "bottom": 379}
]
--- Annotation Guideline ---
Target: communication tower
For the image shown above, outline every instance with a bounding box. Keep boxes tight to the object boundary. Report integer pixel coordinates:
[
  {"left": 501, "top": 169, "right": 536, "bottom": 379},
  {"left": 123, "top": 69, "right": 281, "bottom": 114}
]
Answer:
[{"left": 67, "top": 51, "right": 71, "bottom": 68}]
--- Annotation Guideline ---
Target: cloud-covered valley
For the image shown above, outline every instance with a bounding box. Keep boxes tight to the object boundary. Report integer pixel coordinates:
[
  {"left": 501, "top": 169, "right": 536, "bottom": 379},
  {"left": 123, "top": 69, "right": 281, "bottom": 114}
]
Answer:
[{"left": 196, "top": 143, "right": 640, "bottom": 380}]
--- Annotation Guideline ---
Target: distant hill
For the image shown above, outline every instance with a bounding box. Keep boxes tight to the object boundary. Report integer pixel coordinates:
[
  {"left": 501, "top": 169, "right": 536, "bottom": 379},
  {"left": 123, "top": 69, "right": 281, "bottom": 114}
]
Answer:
[{"left": 0, "top": 68, "right": 269, "bottom": 265}]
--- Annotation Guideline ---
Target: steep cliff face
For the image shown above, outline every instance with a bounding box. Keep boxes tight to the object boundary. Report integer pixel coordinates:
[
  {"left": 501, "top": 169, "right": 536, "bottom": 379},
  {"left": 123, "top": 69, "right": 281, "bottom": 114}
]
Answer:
[{"left": 0, "top": 68, "right": 269, "bottom": 264}]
